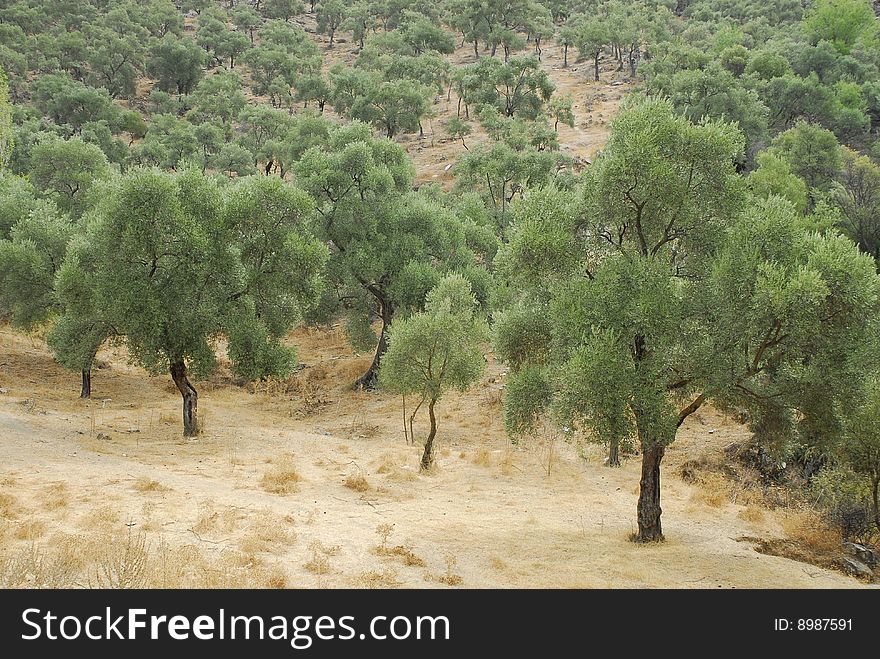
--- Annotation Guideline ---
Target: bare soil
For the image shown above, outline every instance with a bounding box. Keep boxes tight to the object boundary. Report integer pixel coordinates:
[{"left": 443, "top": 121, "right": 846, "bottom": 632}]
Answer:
[{"left": 0, "top": 325, "right": 868, "bottom": 588}]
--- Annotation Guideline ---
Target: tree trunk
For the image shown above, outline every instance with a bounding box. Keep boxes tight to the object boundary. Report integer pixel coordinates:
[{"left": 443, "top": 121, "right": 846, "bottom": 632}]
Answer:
[
  {"left": 473, "top": 40, "right": 479, "bottom": 59},
  {"left": 355, "top": 296, "right": 393, "bottom": 390},
  {"left": 594, "top": 55, "right": 600, "bottom": 81},
  {"left": 170, "top": 360, "right": 199, "bottom": 437},
  {"left": 80, "top": 369, "right": 91, "bottom": 399},
  {"left": 636, "top": 443, "right": 665, "bottom": 541},
  {"left": 420, "top": 399, "right": 437, "bottom": 471},
  {"left": 563, "top": 43, "right": 568, "bottom": 67},
  {"left": 608, "top": 437, "right": 620, "bottom": 467}
]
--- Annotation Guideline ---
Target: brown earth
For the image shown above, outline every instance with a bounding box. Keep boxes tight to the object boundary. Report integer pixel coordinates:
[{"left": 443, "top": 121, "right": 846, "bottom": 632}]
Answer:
[{"left": 0, "top": 325, "right": 868, "bottom": 588}]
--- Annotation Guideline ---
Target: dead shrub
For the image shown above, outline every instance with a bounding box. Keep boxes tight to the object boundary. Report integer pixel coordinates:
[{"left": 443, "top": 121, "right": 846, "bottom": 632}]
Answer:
[
  {"left": 260, "top": 454, "right": 302, "bottom": 494},
  {"left": 132, "top": 477, "right": 168, "bottom": 493},
  {"left": 344, "top": 474, "right": 370, "bottom": 492}
]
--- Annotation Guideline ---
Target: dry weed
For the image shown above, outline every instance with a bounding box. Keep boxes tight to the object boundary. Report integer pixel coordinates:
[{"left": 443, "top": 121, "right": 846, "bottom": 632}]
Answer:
[
  {"left": 344, "top": 474, "right": 370, "bottom": 492},
  {"left": 260, "top": 454, "right": 302, "bottom": 494},
  {"left": 192, "top": 504, "right": 239, "bottom": 535},
  {"left": 0, "top": 493, "right": 20, "bottom": 519},
  {"left": 304, "top": 540, "right": 340, "bottom": 574},
  {"left": 355, "top": 569, "right": 401, "bottom": 588},
  {"left": 39, "top": 483, "right": 69, "bottom": 511},
  {"left": 132, "top": 477, "right": 169, "bottom": 493},
  {"left": 14, "top": 519, "right": 47, "bottom": 540},
  {"left": 239, "top": 514, "right": 295, "bottom": 554},
  {"left": 472, "top": 448, "right": 492, "bottom": 467},
  {"left": 737, "top": 506, "right": 766, "bottom": 524}
]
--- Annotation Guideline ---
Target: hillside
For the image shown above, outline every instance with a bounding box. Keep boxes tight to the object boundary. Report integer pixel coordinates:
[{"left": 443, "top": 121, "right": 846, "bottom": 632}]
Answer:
[
  {"left": 0, "top": 325, "right": 866, "bottom": 588},
  {"left": 2, "top": 1, "right": 880, "bottom": 591}
]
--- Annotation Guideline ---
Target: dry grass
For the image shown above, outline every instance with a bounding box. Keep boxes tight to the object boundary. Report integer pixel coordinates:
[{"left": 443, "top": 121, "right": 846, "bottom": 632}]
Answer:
[
  {"left": 132, "top": 477, "right": 169, "bottom": 493},
  {"left": 499, "top": 450, "right": 517, "bottom": 476},
  {"left": 343, "top": 474, "right": 370, "bottom": 492},
  {"left": 14, "top": 518, "right": 47, "bottom": 540},
  {"left": 781, "top": 510, "right": 842, "bottom": 555},
  {"left": 0, "top": 493, "right": 20, "bottom": 519},
  {"left": 746, "top": 509, "right": 847, "bottom": 576},
  {"left": 260, "top": 454, "right": 302, "bottom": 494},
  {"left": 90, "top": 529, "right": 149, "bottom": 588},
  {"left": 355, "top": 568, "right": 401, "bottom": 588},
  {"left": 489, "top": 556, "right": 508, "bottom": 571},
  {"left": 39, "top": 483, "right": 69, "bottom": 511},
  {"left": 239, "top": 514, "right": 295, "bottom": 554},
  {"left": 384, "top": 545, "right": 427, "bottom": 567},
  {"left": 737, "top": 505, "right": 766, "bottom": 524},
  {"left": 425, "top": 554, "right": 463, "bottom": 586},
  {"left": 304, "top": 540, "right": 340, "bottom": 575},
  {"left": 690, "top": 472, "right": 732, "bottom": 508},
  {"left": 191, "top": 504, "right": 238, "bottom": 535},
  {"left": 472, "top": 448, "right": 492, "bottom": 467}
]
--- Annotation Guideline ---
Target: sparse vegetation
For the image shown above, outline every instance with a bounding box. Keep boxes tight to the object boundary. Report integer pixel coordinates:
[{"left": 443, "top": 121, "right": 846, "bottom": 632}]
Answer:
[
  {"left": 260, "top": 454, "right": 303, "bottom": 494},
  {"left": 0, "top": 0, "right": 879, "bottom": 591}
]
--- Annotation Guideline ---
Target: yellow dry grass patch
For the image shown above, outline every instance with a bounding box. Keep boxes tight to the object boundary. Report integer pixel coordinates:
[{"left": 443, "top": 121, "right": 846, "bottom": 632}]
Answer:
[{"left": 260, "top": 454, "right": 302, "bottom": 494}]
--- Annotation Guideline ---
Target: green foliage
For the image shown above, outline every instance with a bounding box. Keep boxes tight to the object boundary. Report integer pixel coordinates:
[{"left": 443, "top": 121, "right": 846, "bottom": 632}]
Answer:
[
  {"left": 329, "top": 65, "right": 432, "bottom": 138},
  {"left": 503, "top": 364, "right": 553, "bottom": 438},
  {"left": 495, "top": 96, "right": 880, "bottom": 538},
  {"left": 804, "top": 0, "right": 877, "bottom": 55},
  {"left": 747, "top": 151, "right": 808, "bottom": 214},
  {"left": 0, "top": 172, "right": 39, "bottom": 238},
  {"left": 770, "top": 121, "right": 842, "bottom": 191},
  {"left": 316, "top": 0, "right": 346, "bottom": 47},
  {"left": 31, "top": 73, "right": 120, "bottom": 133},
  {"left": 645, "top": 63, "right": 769, "bottom": 163},
  {"left": 148, "top": 34, "right": 206, "bottom": 95},
  {"left": 197, "top": 14, "right": 251, "bottom": 68},
  {"left": 548, "top": 94, "right": 575, "bottom": 131},
  {"left": 836, "top": 148, "right": 880, "bottom": 260},
  {"left": 841, "top": 376, "right": 880, "bottom": 533},
  {"left": 0, "top": 200, "right": 73, "bottom": 328},
  {"left": 380, "top": 274, "right": 488, "bottom": 402},
  {"left": 29, "top": 137, "right": 110, "bottom": 219},
  {"left": 459, "top": 56, "right": 555, "bottom": 120},
  {"left": 72, "top": 168, "right": 327, "bottom": 411},
  {"left": 0, "top": 65, "right": 11, "bottom": 170},
  {"left": 295, "top": 123, "right": 494, "bottom": 382}
]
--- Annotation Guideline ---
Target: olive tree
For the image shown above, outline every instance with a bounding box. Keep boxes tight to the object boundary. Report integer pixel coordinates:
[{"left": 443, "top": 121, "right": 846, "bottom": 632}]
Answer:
[
  {"left": 295, "top": 122, "right": 495, "bottom": 388},
  {"left": 29, "top": 136, "right": 110, "bottom": 219},
  {"left": 380, "top": 274, "right": 488, "bottom": 470},
  {"left": 81, "top": 168, "right": 327, "bottom": 435},
  {"left": 495, "top": 97, "right": 880, "bottom": 541}
]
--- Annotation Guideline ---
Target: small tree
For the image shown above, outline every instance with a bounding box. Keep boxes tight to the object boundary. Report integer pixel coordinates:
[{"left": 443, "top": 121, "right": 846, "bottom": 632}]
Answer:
[
  {"left": 316, "top": 0, "right": 346, "bottom": 48},
  {"left": 548, "top": 94, "right": 575, "bottom": 132},
  {"left": 380, "top": 275, "right": 488, "bottom": 470},
  {"left": 148, "top": 34, "right": 206, "bottom": 96},
  {"left": 575, "top": 19, "right": 609, "bottom": 82},
  {"left": 445, "top": 116, "right": 471, "bottom": 149},
  {"left": 29, "top": 137, "right": 110, "bottom": 219}
]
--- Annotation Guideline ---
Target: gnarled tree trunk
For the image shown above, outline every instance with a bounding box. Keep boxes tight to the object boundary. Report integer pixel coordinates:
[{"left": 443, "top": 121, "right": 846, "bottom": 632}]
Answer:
[
  {"left": 608, "top": 436, "right": 620, "bottom": 467},
  {"left": 420, "top": 399, "right": 437, "bottom": 471},
  {"left": 636, "top": 443, "right": 665, "bottom": 542},
  {"left": 170, "top": 360, "right": 199, "bottom": 437},
  {"left": 80, "top": 369, "right": 91, "bottom": 399},
  {"left": 355, "top": 294, "right": 394, "bottom": 390}
]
